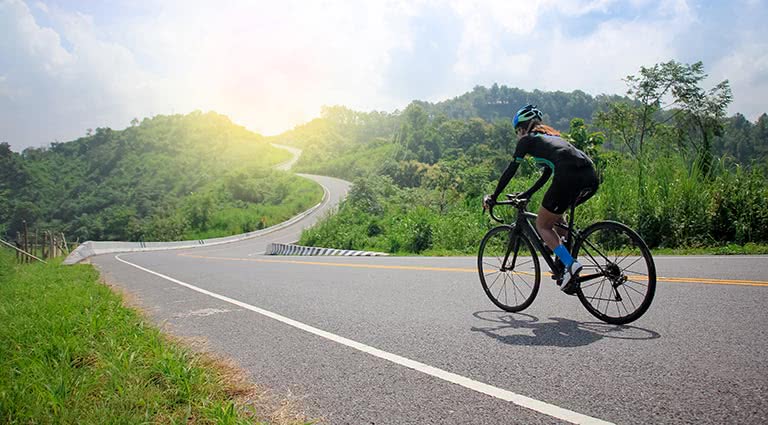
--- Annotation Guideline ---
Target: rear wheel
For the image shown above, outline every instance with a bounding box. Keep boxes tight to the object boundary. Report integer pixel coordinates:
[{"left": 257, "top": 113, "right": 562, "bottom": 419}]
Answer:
[
  {"left": 478, "top": 225, "right": 540, "bottom": 312},
  {"left": 572, "top": 221, "right": 656, "bottom": 325}
]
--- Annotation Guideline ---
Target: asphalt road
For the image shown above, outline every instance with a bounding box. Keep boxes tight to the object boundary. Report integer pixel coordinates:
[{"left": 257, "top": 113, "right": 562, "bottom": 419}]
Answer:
[{"left": 91, "top": 173, "right": 768, "bottom": 424}]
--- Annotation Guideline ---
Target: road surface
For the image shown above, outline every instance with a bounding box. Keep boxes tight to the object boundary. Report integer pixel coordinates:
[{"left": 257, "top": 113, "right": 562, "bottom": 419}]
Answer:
[{"left": 91, "top": 173, "right": 768, "bottom": 424}]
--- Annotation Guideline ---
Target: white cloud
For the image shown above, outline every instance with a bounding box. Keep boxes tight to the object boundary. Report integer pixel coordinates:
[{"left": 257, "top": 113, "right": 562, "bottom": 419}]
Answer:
[
  {"left": 449, "top": 0, "right": 543, "bottom": 80},
  {"left": 535, "top": 3, "right": 693, "bottom": 96},
  {"left": 447, "top": 0, "right": 693, "bottom": 96},
  {"left": 710, "top": 41, "right": 768, "bottom": 121},
  {"left": 120, "top": 0, "right": 418, "bottom": 133},
  {"left": 1, "top": 0, "right": 766, "bottom": 150},
  {"left": 2, "top": 0, "right": 420, "bottom": 148}
]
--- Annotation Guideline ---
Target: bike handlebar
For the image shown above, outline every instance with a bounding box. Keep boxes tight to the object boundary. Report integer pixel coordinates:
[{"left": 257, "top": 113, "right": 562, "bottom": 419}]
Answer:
[{"left": 486, "top": 194, "right": 530, "bottom": 223}]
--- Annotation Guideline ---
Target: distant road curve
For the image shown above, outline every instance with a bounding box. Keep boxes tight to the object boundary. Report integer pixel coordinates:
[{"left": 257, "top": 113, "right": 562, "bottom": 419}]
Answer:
[{"left": 65, "top": 144, "right": 348, "bottom": 264}]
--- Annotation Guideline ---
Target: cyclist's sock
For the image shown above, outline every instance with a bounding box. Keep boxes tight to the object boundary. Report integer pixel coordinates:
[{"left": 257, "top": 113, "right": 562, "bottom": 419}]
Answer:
[{"left": 553, "top": 244, "right": 574, "bottom": 268}]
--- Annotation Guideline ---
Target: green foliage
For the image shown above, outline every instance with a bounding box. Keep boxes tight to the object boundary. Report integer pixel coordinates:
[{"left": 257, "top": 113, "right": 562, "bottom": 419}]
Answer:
[
  {"left": 2, "top": 112, "right": 323, "bottom": 242},
  {"left": 412, "top": 84, "right": 623, "bottom": 131},
  {"left": 288, "top": 63, "right": 767, "bottom": 254},
  {"left": 0, "top": 251, "right": 274, "bottom": 424},
  {"left": 302, "top": 151, "right": 768, "bottom": 254},
  {"left": 596, "top": 60, "right": 733, "bottom": 177}
]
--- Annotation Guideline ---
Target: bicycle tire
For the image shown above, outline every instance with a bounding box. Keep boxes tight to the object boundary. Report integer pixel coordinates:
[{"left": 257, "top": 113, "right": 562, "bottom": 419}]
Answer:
[
  {"left": 477, "top": 225, "right": 540, "bottom": 312},
  {"left": 572, "top": 221, "right": 656, "bottom": 325}
]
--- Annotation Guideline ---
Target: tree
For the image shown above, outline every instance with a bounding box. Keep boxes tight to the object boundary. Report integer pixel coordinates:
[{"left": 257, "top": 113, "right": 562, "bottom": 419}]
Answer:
[
  {"left": 396, "top": 104, "right": 440, "bottom": 163},
  {"left": 673, "top": 74, "right": 732, "bottom": 175},
  {"left": 563, "top": 118, "right": 604, "bottom": 162},
  {"left": 596, "top": 60, "right": 732, "bottom": 187},
  {"left": 753, "top": 114, "right": 768, "bottom": 167}
]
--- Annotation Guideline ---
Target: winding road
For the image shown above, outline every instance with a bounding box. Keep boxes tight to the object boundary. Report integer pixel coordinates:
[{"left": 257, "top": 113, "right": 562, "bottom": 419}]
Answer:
[{"left": 89, "top": 153, "right": 768, "bottom": 424}]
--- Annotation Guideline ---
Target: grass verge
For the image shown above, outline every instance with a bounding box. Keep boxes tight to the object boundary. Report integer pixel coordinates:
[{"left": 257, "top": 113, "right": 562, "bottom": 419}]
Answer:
[
  {"left": 389, "top": 243, "right": 768, "bottom": 257},
  {"left": 0, "top": 250, "right": 310, "bottom": 424},
  {"left": 650, "top": 243, "right": 768, "bottom": 256}
]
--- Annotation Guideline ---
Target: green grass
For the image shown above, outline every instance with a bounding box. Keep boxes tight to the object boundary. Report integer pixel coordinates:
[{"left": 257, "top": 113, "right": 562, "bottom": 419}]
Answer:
[
  {"left": 182, "top": 176, "right": 324, "bottom": 241},
  {"left": 0, "top": 251, "right": 308, "bottom": 424},
  {"left": 651, "top": 243, "right": 768, "bottom": 256},
  {"left": 400, "top": 245, "right": 768, "bottom": 257}
]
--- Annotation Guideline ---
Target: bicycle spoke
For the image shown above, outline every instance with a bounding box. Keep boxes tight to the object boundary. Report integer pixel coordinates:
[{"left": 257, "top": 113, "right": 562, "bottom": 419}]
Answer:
[
  {"left": 512, "top": 277, "right": 519, "bottom": 306},
  {"left": 484, "top": 270, "right": 502, "bottom": 278},
  {"left": 572, "top": 222, "right": 656, "bottom": 324},
  {"left": 623, "top": 268, "right": 649, "bottom": 276},
  {"left": 504, "top": 275, "right": 511, "bottom": 306},
  {"left": 623, "top": 282, "right": 648, "bottom": 296},
  {"left": 519, "top": 276, "right": 533, "bottom": 290},
  {"left": 580, "top": 278, "right": 606, "bottom": 290},
  {"left": 592, "top": 278, "right": 607, "bottom": 312},
  {"left": 617, "top": 295, "right": 626, "bottom": 318},
  {"left": 601, "top": 279, "right": 613, "bottom": 316},
  {"left": 617, "top": 250, "right": 632, "bottom": 265},
  {"left": 618, "top": 256, "right": 644, "bottom": 270},
  {"left": 625, "top": 278, "right": 649, "bottom": 287},
  {"left": 622, "top": 284, "right": 638, "bottom": 312},
  {"left": 512, "top": 277, "right": 528, "bottom": 299},
  {"left": 479, "top": 227, "right": 543, "bottom": 313},
  {"left": 581, "top": 247, "right": 609, "bottom": 276},
  {"left": 495, "top": 273, "right": 507, "bottom": 301},
  {"left": 583, "top": 296, "right": 622, "bottom": 303},
  {"left": 487, "top": 271, "right": 502, "bottom": 291},
  {"left": 581, "top": 237, "right": 614, "bottom": 265}
]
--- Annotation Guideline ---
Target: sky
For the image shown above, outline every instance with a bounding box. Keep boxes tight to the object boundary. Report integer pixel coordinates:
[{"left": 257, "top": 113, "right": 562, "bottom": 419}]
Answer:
[{"left": 1, "top": 0, "right": 767, "bottom": 151}]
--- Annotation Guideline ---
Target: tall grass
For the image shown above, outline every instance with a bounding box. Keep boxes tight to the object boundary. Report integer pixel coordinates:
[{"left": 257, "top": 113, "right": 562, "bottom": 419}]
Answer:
[
  {"left": 300, "top": 152, "right": 768, "bottom": 254},
  {"left": 0, "top": 251, "right": 308, "bottom": 424},
  {"left": 578, "top": 154, "right": 768, "bottom": 248},
  {"left": 183, "top": 175, "right": 323, "bottom": 240}
]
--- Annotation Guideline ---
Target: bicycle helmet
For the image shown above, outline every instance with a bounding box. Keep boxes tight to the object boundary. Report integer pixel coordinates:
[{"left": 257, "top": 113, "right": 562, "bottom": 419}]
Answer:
[{"left": 513, "top": 104, "right": 543, "bottom": 129}]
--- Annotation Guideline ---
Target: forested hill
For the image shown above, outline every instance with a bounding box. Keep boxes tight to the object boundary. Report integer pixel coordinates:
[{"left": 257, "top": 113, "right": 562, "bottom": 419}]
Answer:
[
  {"left": 273, "top": 65, "right": 768, "bottom": 253},
  {"left": 273, "top": 84, "right": 768, "bottom": 180},
  {"left": 0, "top": 111, "right": 322, "bottom": 242},
  {"left": 412, "top": 84, "right": 627, "bottom": 131}
]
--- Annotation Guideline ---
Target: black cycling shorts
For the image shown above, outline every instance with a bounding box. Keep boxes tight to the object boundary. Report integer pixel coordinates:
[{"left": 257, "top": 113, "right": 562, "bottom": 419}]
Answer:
[{"left": 542, "top": 166, "right": 599, "bottom": 215}]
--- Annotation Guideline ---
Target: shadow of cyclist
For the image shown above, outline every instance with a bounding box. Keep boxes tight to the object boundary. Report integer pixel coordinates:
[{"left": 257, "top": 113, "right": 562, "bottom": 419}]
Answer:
[{"left": 470, "top": 310, "right": 660, "bottom": 348}]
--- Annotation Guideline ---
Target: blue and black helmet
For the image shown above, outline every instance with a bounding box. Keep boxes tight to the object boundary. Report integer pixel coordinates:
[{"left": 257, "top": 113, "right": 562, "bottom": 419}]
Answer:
[{"left": 513, "top": 104, "right": 543, "bottom": 129}]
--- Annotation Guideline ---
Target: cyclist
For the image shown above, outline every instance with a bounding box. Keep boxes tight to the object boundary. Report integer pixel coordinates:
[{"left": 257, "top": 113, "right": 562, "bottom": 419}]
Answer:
[{"left": 483, "top": 105, "right": 599, "bottom": 294}]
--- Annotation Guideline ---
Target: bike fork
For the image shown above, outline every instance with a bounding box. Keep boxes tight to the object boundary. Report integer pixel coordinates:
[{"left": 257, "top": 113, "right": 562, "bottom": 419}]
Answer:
[{"left": 501, "top": 229, "right": 520, "bottom": 272}]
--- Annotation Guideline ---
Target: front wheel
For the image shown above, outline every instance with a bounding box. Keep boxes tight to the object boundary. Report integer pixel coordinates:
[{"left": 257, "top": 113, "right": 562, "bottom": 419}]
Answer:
[
  {"left": 478, "top": 225, "right": 540, "bottom": 312},
  {"left": 572, "top": 221, "right": 656, "bottom": 325}
]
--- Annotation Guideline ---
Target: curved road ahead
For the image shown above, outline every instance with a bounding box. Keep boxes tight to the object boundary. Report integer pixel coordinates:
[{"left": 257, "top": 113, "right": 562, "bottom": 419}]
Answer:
[{"left": 91, "top": 172, "right": 768, "bottom": 424}]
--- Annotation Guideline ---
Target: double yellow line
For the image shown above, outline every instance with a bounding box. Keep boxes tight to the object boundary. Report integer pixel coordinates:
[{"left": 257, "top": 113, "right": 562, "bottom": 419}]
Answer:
[{"left": 179, "top": 253, "right": 768, "bottom": 288}]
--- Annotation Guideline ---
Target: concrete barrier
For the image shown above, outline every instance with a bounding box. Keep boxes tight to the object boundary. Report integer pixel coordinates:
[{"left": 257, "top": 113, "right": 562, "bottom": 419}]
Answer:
[{"left": 266, "top": 242, "right": 388, "bottom": 257}]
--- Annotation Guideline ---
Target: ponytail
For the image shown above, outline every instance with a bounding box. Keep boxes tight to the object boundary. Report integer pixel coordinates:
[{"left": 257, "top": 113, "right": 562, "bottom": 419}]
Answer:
[{"left": 530, "top": 123, "right": 560, "bottom": 136}]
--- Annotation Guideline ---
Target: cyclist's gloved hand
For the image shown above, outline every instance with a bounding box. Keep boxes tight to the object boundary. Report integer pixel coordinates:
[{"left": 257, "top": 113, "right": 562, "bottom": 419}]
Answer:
[{"left": 482, "top": 194, "right": 496, "bottom": 210}]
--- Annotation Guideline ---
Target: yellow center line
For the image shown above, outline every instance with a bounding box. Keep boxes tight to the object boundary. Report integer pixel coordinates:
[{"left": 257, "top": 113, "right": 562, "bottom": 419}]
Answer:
[
  {"left": 653, "top": 276, "right": 768, "bottom": 287},
  {"left": 178, "top": 253, "right": 768, "bottom": 287},
  {"left": 180, "top": 253, "right": 477, "bottom": 273}
]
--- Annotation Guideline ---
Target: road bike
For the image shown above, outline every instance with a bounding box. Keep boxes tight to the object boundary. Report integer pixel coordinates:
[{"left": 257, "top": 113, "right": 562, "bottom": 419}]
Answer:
[{"left": 478, "top": 194, "right": 656, "bottom": 325}]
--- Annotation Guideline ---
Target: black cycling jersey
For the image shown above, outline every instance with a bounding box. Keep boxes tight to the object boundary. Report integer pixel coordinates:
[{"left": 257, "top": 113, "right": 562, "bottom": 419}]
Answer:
[
  {"left": 513, "top": 132, "right": 593, "bottom": 172},
  {"left": 491, "top": 132, "right": 597, "bottom": 213}
]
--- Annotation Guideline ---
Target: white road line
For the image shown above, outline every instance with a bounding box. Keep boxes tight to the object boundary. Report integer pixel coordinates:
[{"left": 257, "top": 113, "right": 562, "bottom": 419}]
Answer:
[{"left": 115, "top": 254, "right": 613, "bottom": 425}]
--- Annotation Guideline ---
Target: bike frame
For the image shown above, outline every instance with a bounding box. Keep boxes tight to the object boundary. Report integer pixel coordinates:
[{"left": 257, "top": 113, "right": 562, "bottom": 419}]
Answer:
[{"left": 492, "top": 199, "right": 605, "bottom": 286}]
